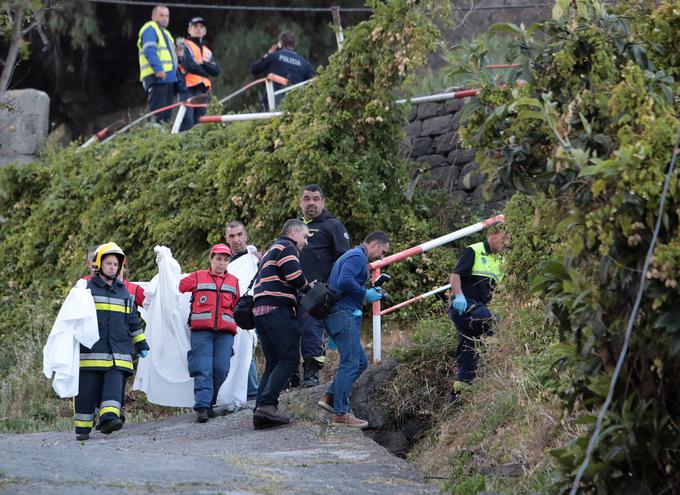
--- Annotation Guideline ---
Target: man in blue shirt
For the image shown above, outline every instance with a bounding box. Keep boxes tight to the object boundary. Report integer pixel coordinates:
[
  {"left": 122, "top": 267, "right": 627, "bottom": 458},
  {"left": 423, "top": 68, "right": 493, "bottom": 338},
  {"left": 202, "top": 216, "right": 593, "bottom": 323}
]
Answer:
[
  {"left": 137, "top": 5, "right": 178, "bottom": 122},
  {"left": 317, "top": 231, "right": 390, "bottom": 429},
  {"left": 250, "top": 31, "right": 315, "bottom": 106}
]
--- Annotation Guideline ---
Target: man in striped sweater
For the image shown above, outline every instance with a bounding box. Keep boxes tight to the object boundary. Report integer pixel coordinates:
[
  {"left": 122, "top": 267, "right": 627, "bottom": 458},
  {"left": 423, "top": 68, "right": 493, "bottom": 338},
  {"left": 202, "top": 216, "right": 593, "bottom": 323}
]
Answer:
[{"left": 252, "top": 219, "right": 310, "bottom": 429}]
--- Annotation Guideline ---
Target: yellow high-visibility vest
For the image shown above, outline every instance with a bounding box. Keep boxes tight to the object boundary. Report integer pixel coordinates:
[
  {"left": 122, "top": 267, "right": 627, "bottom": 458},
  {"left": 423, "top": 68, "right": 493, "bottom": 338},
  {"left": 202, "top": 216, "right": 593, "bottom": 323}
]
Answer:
[
  {"left": 137, "top": 21, "right": 175, "bottom": 81},
  {"left": 469, "top": 242, "right": 503, "bottom": 282}
]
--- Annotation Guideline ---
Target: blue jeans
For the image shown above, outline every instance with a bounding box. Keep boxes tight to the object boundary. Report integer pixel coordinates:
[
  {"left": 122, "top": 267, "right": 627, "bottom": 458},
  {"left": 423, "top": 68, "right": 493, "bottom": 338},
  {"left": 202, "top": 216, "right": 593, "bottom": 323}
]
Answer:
[
  {"left": 247, "top": 358, "right": 259, "bottom": 398},
  {"left": 324, "top": 307, "right": 367, "bottom": 415},
  {"left": 255, "top": 306, "right": 301, "bottom": 407},
  {"left": 188, "top": 330, "right": 235, "bottom": 410},
  {"left": 449, "top": 301, "right": 495, "bottom": 383}
]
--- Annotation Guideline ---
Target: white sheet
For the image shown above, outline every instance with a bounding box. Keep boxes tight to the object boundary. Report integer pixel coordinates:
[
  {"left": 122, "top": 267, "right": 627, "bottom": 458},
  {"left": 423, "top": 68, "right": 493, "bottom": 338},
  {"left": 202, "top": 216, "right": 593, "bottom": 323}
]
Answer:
[
  {"left": 42, "top": 279, "right": 99, "bottom": 398},
  {"left": 132, "top": 246, "right": 194, "bottom": 407},
  {"left": 216, "top": 245, "right": 259, "bottom": 409}
]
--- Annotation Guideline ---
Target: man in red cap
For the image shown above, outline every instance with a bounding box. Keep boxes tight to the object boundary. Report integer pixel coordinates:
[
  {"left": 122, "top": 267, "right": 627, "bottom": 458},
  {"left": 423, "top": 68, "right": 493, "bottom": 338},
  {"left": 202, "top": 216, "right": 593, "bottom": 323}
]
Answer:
[{"left": 179, "top": 243, "right": 240, "bottom": 423}]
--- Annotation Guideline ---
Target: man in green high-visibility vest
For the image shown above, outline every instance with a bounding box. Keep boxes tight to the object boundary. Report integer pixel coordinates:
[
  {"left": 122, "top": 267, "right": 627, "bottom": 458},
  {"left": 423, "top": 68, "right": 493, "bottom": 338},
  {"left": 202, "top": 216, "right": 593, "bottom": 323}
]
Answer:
[
  {"left": 137, "top": 4, "right": 178, "bottom": 122},
  {"left": 447, "top": 225, "right": 510, "bottom": 403}
]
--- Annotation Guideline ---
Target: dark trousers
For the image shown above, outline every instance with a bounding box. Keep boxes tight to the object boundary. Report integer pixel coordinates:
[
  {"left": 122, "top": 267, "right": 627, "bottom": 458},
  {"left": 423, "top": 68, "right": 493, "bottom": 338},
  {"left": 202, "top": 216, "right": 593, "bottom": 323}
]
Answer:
[
  {"left": 188, "top": 330, "right": 235, "bottom": 410},
  {"left": 74, "top": 369, "right": 124, "bottom": 434},
  {"left": 255, "top": 306, "right": 301, "bottom": 407},
  {"left": 449, "top": 302, "right": 496, "bottom": 383},
  {"left": 179, "top": 85, "right": 208, "bottom": 131},
  {"left": 145, "top": 80, "right": 176, "bottom": 122},
  {"left": 298, "top": 309, "right": 325, "bottom": 360}
]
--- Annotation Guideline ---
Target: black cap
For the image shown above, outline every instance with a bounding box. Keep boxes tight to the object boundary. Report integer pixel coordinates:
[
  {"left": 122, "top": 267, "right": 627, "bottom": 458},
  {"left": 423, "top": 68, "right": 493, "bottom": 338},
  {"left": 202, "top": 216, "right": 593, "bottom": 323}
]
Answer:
[{"left": 189, "top": 16, "right": 206, "bottom": 27}]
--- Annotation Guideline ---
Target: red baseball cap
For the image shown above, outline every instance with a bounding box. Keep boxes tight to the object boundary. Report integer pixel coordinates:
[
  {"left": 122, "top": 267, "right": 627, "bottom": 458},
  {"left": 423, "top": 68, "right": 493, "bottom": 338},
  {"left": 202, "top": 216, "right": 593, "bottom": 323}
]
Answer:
[{"left": 209, "top": 243, "right": 231, "bottom": 257}]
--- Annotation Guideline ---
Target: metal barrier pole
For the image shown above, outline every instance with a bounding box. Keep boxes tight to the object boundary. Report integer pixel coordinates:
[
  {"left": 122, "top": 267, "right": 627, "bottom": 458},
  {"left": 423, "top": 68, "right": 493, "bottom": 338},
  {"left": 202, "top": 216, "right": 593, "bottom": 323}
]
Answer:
[
  {"left": 273, "top": 78, "right": 315, "bottom": 96},
  {"left": 369, "top": 215, "right": 504, "bottom": 271},
  {"left": 395, "top": 89, "right": 480, "bottom": 105},
  {"left": 171, "top": 104, "right": 187, "bottom": 134},
  {"left": 199, "top": 112, "right": 283, "bottom": 123},
  {"left": 372, "top": 267, "right": 382, "bottom": 362},
  {"left": 265, "top": 80, "right": 276, "bottom": 111},
  {"left": 380, "top": 284, "right": 451, "bottom": 316},
  {"left": 331, "top": 6, "right": 345, "bottom": 49}
]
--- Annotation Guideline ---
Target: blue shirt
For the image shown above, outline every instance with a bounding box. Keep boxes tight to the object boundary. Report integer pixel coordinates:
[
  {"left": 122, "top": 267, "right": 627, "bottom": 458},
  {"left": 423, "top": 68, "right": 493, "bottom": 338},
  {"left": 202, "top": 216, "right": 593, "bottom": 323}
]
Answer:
[
  {"left": 327, "top": 245, "right": 368, "bottom": 311},
  {"left": 141, "top": 24, "right": 177, "bottom": 83}
]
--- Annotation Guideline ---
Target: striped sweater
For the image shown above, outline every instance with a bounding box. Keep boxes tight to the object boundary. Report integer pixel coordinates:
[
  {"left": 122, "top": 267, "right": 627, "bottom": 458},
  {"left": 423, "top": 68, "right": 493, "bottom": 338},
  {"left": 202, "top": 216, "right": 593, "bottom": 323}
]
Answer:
[{"left": 253, "top": 236, "right": 308, "bottom": 307}]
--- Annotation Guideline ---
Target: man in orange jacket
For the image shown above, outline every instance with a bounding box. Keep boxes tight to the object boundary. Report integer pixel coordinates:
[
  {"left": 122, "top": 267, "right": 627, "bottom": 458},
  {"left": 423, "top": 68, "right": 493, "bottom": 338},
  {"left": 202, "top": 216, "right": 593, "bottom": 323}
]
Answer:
[{"left": 178, "top": 16, "right": 220, "bottom": 131}]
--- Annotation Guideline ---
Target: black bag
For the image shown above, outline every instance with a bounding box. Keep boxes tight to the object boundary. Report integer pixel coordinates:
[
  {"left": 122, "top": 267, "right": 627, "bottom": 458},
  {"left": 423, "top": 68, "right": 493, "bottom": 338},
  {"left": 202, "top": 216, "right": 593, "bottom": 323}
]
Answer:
[
  {"left": 300, "top": 282, "right": 338, "bottom": 320},
  {"left": 233, "top": 274, "right": 257, "bottom": 330}
]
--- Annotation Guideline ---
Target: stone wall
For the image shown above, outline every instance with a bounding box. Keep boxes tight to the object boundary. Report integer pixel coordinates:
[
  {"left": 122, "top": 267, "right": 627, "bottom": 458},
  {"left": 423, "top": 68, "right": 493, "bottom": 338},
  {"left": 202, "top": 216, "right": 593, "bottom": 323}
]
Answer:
[
  {"left": 402, "top": 96, "right": 507, "bottom": 214},
  {"left": 0, "top": 89, "right": 50, "bottom": 167}
]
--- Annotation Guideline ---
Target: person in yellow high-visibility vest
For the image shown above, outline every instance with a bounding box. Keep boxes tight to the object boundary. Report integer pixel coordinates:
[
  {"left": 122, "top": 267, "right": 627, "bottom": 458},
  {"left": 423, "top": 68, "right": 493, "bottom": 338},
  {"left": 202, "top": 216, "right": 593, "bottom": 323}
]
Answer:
[
  {"left": 447, "top": 226, "right": 510, "bottom": 404},
  {"left": 177, "top": 16, "right": 220, "bottom": 131},
  {"left": 137, "top": 4, "right": 178, "bottom": 122}
]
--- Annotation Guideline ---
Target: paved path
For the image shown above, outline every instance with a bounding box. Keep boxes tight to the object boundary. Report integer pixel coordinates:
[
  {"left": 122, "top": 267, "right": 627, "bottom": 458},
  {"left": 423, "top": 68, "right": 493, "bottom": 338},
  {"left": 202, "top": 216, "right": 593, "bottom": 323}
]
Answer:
[{"left": 0, "top": 407, "right": 439, "bottom": 495}]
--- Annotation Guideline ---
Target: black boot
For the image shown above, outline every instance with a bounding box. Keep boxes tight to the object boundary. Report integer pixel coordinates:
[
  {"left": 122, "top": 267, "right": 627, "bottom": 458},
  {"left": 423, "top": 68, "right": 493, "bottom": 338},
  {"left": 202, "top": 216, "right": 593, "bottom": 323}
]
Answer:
[
  {"left": 196, "top": 408, "right": 209, "bottom": 423},
  {"left": 302, "top": 359, "right": 320, "bottom": 388},
  {"left": 287, "top": 372, "right": 301, "bottom": 389}
]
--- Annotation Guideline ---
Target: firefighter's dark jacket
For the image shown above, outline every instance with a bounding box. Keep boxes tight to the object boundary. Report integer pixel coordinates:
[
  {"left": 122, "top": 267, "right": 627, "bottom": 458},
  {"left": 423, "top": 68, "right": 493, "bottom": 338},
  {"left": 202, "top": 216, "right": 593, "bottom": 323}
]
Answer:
[
  {"left": 80, "top": 275, "right": 149, "bottom": 374},
  {"left": 299, "top": 209, "right": 350, "bottom": 284}
]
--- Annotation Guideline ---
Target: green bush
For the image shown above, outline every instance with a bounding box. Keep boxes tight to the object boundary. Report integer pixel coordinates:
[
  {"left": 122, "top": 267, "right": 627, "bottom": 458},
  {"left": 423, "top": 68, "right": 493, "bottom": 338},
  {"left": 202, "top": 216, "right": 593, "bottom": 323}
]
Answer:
[{"left": 456, "top": 1, "right": 680, "bottom": 492}]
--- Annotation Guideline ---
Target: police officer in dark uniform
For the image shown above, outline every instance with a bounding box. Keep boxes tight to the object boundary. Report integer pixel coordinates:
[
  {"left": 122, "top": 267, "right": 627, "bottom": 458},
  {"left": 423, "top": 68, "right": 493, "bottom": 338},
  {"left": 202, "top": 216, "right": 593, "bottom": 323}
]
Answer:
[
  {"left": 297, "top": 184, "right": 350, "bottom": 387},
  {"left": 250, "top": 31, "right": 315, "bottom": 106},
  {"left": 447, "top": 226, "right": 510, "bottom": 403}
]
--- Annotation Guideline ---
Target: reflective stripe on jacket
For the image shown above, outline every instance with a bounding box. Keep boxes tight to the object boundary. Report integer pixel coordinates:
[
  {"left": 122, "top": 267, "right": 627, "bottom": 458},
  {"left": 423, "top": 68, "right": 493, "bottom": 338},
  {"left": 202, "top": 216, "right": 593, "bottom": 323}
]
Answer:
[
  {"left": 180, "top": 39, "right": 212, "bottom": 89},
  {"left": 469, "top": 242, "right": 503, "bottom": 282},
  {"left": 179, "top": 269, "right": 239, "bottom": 333},
  {"left": 81, "top": 275, "right": 147, "bottom": 374},
  {"left": 137, "top": 21, "right": 175, "bottom": 80}
]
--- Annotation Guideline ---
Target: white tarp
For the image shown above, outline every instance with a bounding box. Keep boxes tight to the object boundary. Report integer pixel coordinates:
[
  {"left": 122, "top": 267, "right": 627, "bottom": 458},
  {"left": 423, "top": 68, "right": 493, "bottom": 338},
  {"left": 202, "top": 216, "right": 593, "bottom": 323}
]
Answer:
[
  {"left": 42, "top": 279, "right": 99, "bottom": 398},
  {"left": 132, "top": 246, "right": 194, "bottom": 407},
  {"left": 216, "top": 245, "right": 259, "bottom": 410}
]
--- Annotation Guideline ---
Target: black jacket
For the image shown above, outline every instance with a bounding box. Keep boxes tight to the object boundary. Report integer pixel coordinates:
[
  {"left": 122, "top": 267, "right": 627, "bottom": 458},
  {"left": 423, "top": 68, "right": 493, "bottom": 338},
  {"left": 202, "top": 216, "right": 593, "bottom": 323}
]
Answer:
[
  {"left": 80, "top": 275, "right": 148, "bottom": 374},
  {"left": 181, "top": 37, "right": 220, "bottom": 79},
  {"left": 299, "top": 210, "right": 350, "bottom": 283}
]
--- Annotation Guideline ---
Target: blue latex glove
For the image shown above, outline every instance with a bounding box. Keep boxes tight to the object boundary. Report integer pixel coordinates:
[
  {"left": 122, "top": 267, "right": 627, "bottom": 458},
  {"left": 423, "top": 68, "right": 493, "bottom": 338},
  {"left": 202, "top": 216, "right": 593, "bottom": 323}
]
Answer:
[
  {"left": 327, "top": 335, "right": 337, "bottom": 351},
  {"left": 451, "top": 294, "right": 467, "bottom": 315},
  {"left": 138, "top": 350, "right": 149, "bottom": 359},
  {"left": 365, "top": 287, "right": 383, "bottom": 303},
  {"left": 352, "top": 309, "right": 362, "bottom": 318}
]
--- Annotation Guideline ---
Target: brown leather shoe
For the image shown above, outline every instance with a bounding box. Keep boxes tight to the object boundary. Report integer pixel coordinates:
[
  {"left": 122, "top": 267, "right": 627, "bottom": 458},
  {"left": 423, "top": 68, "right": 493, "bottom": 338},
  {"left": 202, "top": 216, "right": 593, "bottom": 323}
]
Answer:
[
  {"left": 253, "top": 404, "right": 289, "bottom": 425},
  {"left": 317, "top": 394, "right": 334, "bottom": 413},
  {"left": 331, "top": 412, "right": 368, "bottom": 429}
]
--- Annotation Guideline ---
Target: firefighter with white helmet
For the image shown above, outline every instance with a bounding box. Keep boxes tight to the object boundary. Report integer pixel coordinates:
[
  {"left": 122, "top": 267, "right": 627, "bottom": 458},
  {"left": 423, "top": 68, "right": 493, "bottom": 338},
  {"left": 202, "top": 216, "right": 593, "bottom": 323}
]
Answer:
[{"left": 74, "top": 242, "right": 149, "bottom": 441}]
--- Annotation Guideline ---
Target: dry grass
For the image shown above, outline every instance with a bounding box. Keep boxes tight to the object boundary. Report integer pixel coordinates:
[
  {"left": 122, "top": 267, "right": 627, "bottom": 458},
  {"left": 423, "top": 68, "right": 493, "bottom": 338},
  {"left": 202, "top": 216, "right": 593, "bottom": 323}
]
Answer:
[{"left": 386, "top": 292, "right": 578, "bottom": 494}]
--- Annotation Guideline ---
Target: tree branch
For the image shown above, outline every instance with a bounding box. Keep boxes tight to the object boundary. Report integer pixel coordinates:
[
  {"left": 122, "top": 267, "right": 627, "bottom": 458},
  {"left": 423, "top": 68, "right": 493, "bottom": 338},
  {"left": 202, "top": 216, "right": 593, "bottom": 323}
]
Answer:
[{"left": 0, "top": 4, "right": 26, "bottom": 94}]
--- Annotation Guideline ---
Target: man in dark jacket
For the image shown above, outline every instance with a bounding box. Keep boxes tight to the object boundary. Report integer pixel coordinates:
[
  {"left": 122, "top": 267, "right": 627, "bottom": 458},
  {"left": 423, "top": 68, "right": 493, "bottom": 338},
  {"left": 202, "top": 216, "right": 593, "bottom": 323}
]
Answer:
[
  {"left": 252, "top": 219, "right": 310, "bottom": 429},
  {"left": 250, "top": 31, "right": 315, "bottom": 107},
  {"left": 297, "top": 184, "right": 350, "bottom": 387},
  {"left": 178, "top": 16, "right": 220, "bottom": 131}
]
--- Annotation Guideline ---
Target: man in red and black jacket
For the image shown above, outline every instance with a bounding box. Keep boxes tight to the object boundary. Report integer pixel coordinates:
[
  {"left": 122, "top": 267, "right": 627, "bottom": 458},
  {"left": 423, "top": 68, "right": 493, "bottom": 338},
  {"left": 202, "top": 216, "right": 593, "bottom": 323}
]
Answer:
[
  {"left": 251, "top": 219, "right": 310, "bottom": 429},
  {"left": 179, "top": 243, "right": 240, "bottom": 423}
]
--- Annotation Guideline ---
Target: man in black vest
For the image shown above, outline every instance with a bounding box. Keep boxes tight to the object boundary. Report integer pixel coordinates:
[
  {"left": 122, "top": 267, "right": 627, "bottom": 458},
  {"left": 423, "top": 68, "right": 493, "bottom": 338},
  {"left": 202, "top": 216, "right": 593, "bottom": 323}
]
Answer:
[{"left": 297, "top": 184, "right": 351, "bottom": 387}]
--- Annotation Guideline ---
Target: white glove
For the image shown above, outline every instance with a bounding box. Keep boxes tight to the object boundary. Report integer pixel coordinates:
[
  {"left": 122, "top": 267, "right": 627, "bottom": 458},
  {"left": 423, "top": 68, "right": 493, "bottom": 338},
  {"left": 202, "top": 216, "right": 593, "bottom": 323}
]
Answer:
[{"left": 247, "top": 329, "right": 258, "bottom": 349}]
